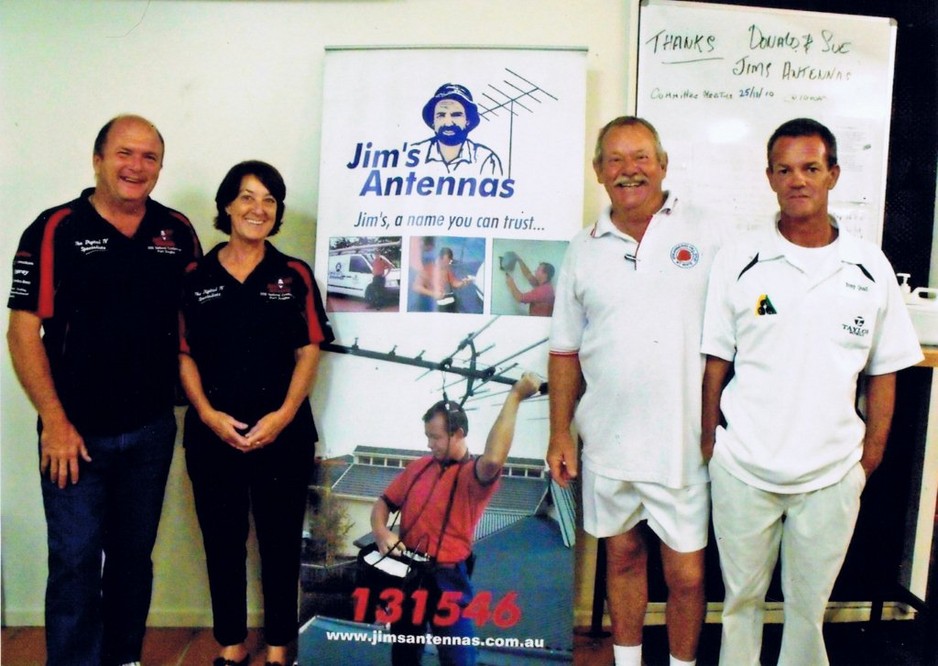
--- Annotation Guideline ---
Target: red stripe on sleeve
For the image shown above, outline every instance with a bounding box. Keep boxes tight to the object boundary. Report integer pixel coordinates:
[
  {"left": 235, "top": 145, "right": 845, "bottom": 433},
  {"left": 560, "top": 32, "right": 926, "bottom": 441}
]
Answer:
[
  {"left": 287, "top": 260, "right": 325, "bottom": 344},
  {"left": 170, "top": 211, "right": 203, "bottom": 258},
  {"left": 36, "top": 209, "right": 71, "bottom": 319},
  {"left": 178, "top": 261, "right": 199, "bottom": 354},
  {"left": 178, "top": 311, "right": 191, "bottom": 355}
]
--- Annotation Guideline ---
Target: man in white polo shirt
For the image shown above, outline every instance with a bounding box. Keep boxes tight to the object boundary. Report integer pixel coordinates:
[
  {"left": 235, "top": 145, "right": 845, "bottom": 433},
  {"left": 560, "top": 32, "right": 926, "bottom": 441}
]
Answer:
[
  {"left": 549, "top": 116, "right": 722, "bottom": 666},
  {"left": 701, "top": 118, "right": 923, "bottom": 666}
]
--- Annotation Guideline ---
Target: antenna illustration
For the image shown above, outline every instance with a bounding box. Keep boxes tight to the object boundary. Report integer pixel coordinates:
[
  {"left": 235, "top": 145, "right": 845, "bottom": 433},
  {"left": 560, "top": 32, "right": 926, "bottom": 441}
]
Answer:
[
  {"left": 476, "top": 68, "right": 559, "bottom": 178},
  {"left": 322, "top": 316, "right": 547, "bottom": 407}
]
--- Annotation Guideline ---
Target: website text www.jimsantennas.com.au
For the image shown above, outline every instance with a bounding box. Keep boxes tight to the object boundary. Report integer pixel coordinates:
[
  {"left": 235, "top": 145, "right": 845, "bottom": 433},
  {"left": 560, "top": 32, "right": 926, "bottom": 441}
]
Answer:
[{"left": 325, "top": 627, "right": 546, "bottom": 650}]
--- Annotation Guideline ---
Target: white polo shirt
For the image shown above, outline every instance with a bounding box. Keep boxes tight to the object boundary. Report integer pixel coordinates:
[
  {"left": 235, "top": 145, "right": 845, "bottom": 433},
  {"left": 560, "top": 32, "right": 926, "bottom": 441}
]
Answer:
[
  {"left": 702, "top": 218, "right": 923, "bottom": 493},
  {"left": 550, "top": 195, "right": 722, "bottom": 488}
]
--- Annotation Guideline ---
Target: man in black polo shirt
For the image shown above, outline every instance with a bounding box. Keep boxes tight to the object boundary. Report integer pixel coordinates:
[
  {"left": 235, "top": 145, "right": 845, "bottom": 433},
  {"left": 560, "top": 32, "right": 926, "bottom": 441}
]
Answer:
[{"left": 7, "top": 114, "right": 201, "bottom": 666}]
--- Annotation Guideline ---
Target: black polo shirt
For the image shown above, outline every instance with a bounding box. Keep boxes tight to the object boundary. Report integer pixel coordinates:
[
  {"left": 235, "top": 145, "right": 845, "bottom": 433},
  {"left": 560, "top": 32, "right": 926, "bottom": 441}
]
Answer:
[
  {"left": 8, "top": 188, "right": 202, "bottom": 435},
  {"left": 180, "top": 242, "right": 333, "bottom": 425}
]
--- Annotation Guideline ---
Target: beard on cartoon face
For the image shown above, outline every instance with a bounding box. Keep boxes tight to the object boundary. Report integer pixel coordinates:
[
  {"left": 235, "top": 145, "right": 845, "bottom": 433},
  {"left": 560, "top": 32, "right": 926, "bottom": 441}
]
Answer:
[{"left": 436, "top": 123, "right": 470, "bottom": 146}]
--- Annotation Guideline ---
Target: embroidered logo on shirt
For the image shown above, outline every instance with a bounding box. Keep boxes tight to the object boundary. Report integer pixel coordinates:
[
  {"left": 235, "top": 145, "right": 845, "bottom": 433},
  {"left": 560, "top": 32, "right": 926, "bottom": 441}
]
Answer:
[
  {"left": 842, "top": 316, "right": 870, "bottom": 337},
  {"left": 263, "top": 276, "right": 295, "bottom": 301},
  {"left": 845, "top": 281, "right": 869, "bottom": 293},
  {"left": 149, "top": 229, "right": 182, "bottom": 255},
  {"left": 75, "top": 238, "right": 110, "bottom": 255},
  {"left": 154, "top": 229, "right": 175, "bottom": 247},
  {"left": 670, "top": 243, "right": 700, "bottom": 268},
  {"left": 195, "top": 285, "right": 224, "bottom": 304},
  {"left": 755, "top": 294, "right": 777, "bottom": 315}
]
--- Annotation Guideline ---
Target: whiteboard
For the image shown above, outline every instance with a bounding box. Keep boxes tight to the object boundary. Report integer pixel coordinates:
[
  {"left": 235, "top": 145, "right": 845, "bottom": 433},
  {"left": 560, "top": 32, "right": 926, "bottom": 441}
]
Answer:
[{"left": 637, "top": 0, "right": 897, "bottom": 242}]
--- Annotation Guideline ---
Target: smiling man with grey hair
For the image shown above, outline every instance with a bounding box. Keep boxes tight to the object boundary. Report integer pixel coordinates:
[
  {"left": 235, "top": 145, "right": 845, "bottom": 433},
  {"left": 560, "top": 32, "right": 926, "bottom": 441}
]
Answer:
[{"left": 549, "top": 116, "right": 722, "bottom": 666}]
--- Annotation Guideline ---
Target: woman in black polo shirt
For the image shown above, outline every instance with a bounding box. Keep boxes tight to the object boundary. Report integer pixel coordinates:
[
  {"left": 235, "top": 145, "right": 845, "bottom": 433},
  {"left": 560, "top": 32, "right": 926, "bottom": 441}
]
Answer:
[{"left": 179, "top": 161, "right": 333, "bottom": 666}]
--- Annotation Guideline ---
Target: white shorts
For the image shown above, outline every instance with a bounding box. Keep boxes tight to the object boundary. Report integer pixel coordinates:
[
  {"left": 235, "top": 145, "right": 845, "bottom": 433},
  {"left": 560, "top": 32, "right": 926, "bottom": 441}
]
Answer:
[{"left": 582, "top": 469, "right": 710, "bottom": 552}]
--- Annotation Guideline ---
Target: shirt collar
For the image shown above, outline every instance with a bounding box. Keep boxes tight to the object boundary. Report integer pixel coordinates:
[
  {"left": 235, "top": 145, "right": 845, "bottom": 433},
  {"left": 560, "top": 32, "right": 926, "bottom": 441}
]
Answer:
[
  {"left": 80, "top": 187, "right": 154, "bottom": 229},
  {"left": 764, "top": 213, "right": 866, "bottom": 266},
  {"left": 423, "top": 138, "right": 473, "bottom": 167},
  {"left": 437, "top": 450, "right": 472, "bottom": 470},
  {"left": 591, "top": 191, "right": 677, "bottom": 240},
  {"left": 207, "top": 240, "right": 280, "bottom": 271}
]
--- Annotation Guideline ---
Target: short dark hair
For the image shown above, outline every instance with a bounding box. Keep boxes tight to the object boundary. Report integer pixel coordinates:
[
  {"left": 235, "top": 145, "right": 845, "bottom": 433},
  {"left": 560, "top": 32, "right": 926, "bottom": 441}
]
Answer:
[
  {"left": 423, "top": 400, "right": 469, "bottom": 436},
  {"left": 214, "top": 160, "right": 286, "bottom": 236},
  {"left": 593, "top": 116, "right": 667, "bottom": 168},
  {"left": 439, "top": 247, "right": 454, "bottom": 261},
  {"left": 767, "top": 118, "right": 838, "bottom": 169},
  {"left": 93, "top": 115, "right": 165, "bottom": 160},
  {"left": 538, "top": 262, "right": 555, "bottom": 282}
]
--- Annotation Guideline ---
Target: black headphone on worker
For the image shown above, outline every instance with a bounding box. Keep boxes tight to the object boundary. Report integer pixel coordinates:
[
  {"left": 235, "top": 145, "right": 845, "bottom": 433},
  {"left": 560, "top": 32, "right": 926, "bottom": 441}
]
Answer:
[{"left": 422, "top": 396, "right": 468, "bottom": 437}]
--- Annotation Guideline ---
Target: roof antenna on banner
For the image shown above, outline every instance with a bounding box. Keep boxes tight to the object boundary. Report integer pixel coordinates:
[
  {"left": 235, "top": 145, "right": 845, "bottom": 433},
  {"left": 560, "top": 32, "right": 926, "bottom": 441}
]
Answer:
[
  {"left": 439, "top": 378, "right": 457, "bottom": 463},
  {"left": 440, "top": 372, "right": 451, "bottom": 412}
]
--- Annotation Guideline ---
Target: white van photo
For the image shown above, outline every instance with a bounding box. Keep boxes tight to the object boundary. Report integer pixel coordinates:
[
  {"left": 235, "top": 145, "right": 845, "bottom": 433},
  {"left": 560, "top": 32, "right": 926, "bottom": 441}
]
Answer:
[{"left": 327, "top": 243, "right": 401, "bottom": 308}]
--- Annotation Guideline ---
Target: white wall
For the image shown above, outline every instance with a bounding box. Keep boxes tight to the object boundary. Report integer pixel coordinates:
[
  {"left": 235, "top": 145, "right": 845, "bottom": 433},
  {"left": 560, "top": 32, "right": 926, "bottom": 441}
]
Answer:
[{"left": 0, "top": 0, "right": 636, "bottom": 626}]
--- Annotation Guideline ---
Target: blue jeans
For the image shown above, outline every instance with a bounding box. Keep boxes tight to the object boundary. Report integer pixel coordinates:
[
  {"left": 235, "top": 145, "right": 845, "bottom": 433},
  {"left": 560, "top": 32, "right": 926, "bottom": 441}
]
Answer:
[
  {"left": 40, "top": 411, "right": 176, "bottom": 666},
  {"left": 391, "top": 561, "right": 477, "bottom": 666}
]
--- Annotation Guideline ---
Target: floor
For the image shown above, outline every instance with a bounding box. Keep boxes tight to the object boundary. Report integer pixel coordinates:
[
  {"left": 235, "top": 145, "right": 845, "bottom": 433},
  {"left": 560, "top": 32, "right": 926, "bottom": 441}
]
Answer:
[
  {"left": 3, "top": 619, "right": 936, "bottom": 665},
  {"left": 573, "top": 619, "right": 938, "bottom": 666},
  {"left": 0, "top": 627, "right": 279, "bottom": 666}
]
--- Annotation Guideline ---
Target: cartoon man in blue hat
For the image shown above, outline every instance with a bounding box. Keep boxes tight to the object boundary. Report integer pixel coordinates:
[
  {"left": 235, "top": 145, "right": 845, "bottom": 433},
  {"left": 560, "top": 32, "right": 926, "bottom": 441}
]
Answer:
[{"left": 414, "top": 83, "right": 503, "bottom": 176}]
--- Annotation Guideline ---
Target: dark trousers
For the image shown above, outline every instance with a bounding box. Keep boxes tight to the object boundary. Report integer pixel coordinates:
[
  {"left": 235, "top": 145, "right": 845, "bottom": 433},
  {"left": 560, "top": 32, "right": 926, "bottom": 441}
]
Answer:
[
  {"left": 368, "top": 275, "right": 387, "bottom": 307},
  {"left": 41, "top": 410, "right": 176, "bottom": 666},
  {"left": 185, "top": 423, "right": 313, "bottom": 647}
]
